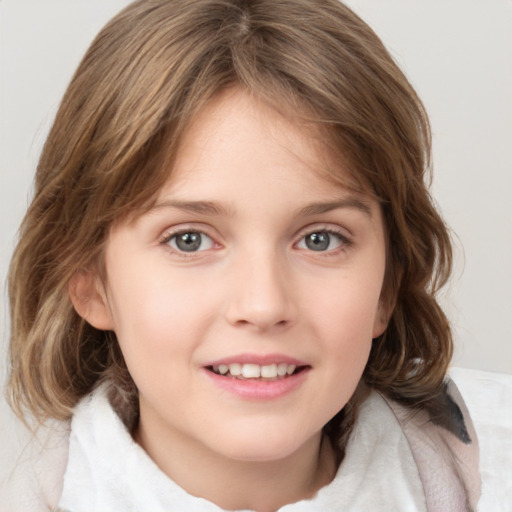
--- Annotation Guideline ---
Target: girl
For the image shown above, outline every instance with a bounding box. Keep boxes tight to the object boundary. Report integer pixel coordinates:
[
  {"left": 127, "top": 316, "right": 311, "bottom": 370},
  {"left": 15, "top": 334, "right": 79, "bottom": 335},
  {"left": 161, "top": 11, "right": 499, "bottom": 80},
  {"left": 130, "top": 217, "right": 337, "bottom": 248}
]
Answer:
[{"left": 5, "top": 0, "right": 480, "bottom": 510}]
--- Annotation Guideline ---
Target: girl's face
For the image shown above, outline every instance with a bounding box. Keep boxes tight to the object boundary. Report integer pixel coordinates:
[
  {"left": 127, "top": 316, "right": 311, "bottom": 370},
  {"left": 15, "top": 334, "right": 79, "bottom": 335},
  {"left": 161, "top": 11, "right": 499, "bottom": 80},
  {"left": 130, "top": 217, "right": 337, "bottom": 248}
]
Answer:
[{"left": 91, "top": 88, "right": 387, "bottom": 468}]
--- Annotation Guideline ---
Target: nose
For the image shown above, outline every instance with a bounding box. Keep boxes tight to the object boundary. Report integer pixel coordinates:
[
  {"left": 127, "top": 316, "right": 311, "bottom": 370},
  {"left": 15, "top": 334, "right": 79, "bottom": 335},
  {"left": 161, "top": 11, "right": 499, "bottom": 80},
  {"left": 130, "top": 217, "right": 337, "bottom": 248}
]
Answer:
[{"left": 224, "top": 249, "right": 296, "bottom": 332}]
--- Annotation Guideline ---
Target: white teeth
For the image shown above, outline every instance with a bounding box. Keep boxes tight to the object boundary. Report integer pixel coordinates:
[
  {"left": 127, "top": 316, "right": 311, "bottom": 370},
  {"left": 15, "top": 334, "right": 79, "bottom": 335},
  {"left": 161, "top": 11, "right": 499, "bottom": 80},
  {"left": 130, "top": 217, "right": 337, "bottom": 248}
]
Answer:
[
  {"left": 261, "top": 364, "right": 277, "bottom": 378},
  {"left": 228, "top": 363, "right": 242, "bottom": 376},
  {"left": 213, "top": 362, "right": 299, "bottom": 379},
  {"left": 242, "top": 364, "right": 260, "bottom": 378},
  {"left": 277, "top": 363, "right": 288, "bottom": 376}
]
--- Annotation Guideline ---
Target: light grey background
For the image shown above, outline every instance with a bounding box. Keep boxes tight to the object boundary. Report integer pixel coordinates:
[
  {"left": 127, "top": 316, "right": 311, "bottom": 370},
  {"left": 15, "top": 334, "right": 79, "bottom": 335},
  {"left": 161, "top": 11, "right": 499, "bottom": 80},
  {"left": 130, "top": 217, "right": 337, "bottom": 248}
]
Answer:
[{"left": 1, "top": 0, "right": 511, "bottom": 406}]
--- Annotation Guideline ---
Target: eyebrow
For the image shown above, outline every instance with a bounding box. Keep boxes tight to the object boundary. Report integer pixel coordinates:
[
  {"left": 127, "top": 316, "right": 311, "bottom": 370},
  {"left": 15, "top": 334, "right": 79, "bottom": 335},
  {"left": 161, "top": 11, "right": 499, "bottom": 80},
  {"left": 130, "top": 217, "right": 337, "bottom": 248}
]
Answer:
[
  {"left": 297, "top": 198, "right": 372, "bottom": 217},
  {"left": 149, "top": 197, "right": 372, "bottom": 218},
  {"left": 150, "top": 199, "right": 232, "bottom": 216}
]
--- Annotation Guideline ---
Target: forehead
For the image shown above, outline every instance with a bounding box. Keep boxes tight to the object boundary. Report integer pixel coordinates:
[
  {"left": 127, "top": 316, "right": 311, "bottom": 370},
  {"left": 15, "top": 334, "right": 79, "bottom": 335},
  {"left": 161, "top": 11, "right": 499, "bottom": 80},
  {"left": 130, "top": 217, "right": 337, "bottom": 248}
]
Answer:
[{"left": 156, "top": 87, "right": 368, "bottom": 204}]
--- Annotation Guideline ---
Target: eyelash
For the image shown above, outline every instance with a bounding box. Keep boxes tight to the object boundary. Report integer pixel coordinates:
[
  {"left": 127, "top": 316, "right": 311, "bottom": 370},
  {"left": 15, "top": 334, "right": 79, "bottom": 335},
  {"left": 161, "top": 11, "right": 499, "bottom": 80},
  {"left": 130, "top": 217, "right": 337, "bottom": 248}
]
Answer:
[
  {"left": 159, "top": 226, "right": 352, "bottom": 257},
  {"left": 295, "top": 227, "right": 352, "bottom": 254},
  {"left": 159, "top": 228, "right": 216, "bottom": 257}
]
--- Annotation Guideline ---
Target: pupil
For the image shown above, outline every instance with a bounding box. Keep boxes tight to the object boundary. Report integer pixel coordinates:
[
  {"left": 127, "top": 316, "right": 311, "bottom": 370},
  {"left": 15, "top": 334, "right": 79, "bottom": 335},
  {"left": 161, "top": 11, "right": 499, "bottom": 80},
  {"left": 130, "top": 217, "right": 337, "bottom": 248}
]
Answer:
[
  {"left": 306, "top": 232, "right": 330, "bottom": 251},
  {"left": 176, "top": 232, "right": 201, "bottom": 252}
]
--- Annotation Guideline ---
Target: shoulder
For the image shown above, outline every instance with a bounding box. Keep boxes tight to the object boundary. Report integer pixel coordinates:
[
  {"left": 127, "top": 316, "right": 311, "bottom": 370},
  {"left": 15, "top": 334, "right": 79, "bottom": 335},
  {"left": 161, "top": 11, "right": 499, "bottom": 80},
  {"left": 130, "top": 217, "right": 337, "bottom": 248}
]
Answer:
[
  {"left": 0, "top": 415, "right": 69, "bottom": 512},
  {"left": 380, "top": 378, "right": 481, "bottom": 512}
]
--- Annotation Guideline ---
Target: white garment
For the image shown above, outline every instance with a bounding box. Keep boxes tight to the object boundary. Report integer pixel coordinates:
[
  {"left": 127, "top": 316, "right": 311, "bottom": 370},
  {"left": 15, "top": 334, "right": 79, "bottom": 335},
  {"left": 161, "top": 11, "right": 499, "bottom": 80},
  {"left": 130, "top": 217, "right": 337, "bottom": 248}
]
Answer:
[{"left": 56, "top": 385, "right": 426, "bottom": 512}]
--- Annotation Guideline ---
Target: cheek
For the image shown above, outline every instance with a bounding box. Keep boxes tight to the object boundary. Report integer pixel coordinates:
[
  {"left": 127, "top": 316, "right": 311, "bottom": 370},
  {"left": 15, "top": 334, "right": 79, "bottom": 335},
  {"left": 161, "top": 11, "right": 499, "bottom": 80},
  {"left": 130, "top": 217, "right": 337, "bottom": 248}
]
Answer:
[
  {"left": 313, "top": 275, "right": 383, "bottom": 338},
  {"left": 307, "top": 271, "right": 383, "bottom": 380},
  {"left": 106, "top": 266, "right": 218, "bottom": 360}
]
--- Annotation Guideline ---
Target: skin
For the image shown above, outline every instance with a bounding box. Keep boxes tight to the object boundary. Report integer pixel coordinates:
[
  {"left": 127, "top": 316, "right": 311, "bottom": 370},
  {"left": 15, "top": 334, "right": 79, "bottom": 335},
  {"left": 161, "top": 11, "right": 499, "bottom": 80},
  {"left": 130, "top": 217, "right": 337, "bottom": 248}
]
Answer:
[{"left": 72, "top": 87, "right": 387, "bottom": 511}]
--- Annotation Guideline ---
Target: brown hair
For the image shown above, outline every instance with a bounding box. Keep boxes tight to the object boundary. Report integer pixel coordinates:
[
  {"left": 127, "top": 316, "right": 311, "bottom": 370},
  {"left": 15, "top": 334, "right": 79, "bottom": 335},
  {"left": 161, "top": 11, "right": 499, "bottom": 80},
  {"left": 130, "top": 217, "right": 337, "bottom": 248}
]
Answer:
[{"left": 8, "top": 0, "right": 452, "bottom": 454}]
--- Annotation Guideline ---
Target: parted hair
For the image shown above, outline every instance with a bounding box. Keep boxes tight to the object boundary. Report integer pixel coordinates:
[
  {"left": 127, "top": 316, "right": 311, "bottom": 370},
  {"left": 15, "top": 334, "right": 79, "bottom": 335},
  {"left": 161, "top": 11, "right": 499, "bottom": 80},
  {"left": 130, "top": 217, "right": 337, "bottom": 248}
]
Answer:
[{"left": 8, "top": 0, "right": 452, "bottom": 456}]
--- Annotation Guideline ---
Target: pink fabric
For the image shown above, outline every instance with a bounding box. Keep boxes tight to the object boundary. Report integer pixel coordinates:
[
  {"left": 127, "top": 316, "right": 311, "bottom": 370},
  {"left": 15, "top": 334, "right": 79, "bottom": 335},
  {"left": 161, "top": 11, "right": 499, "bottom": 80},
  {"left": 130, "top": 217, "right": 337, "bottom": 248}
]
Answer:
[{"left": 383, "top": 379, "right": 481, "bottom": 512}]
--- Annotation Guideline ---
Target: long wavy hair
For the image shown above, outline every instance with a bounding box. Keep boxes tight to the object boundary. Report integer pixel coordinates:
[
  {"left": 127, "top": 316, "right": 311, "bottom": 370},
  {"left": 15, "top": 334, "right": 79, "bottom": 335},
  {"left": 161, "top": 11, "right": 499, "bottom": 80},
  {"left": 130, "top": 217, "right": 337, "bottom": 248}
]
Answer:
[{"left": 8, "top": 0, "right": 452, "bottom": 458}]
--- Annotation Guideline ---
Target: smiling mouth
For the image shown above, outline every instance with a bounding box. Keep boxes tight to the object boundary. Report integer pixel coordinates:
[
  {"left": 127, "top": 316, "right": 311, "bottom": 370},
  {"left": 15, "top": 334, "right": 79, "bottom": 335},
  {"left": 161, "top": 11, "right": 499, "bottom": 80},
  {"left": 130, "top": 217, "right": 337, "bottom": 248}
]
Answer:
[{"left": 207, "top": 363, "right": 307, "bottom": 381}]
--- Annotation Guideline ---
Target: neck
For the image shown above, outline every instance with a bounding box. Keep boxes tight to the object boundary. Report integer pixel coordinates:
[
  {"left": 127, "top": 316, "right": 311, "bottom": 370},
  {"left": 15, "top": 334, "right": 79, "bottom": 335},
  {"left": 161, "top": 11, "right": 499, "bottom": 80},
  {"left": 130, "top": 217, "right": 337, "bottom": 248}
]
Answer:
[{"left": 135, "top": 421, "right": 336, "bottom": 512}]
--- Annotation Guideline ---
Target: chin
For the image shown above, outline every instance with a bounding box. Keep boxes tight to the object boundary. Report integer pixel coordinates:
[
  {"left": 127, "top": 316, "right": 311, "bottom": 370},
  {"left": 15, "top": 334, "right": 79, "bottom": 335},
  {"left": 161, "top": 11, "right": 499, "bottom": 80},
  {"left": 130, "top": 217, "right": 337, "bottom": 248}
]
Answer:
[{"left": 206, "top": 422, "right": 321, "bottom": 464}]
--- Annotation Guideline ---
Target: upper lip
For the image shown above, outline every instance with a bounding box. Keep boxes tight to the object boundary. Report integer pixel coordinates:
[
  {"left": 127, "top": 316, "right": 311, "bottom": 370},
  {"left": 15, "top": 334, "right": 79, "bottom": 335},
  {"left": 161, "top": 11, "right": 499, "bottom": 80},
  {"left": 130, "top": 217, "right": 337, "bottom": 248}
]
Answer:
[{"left": 203, "top": 353, "right": 309, "bottom": 367}]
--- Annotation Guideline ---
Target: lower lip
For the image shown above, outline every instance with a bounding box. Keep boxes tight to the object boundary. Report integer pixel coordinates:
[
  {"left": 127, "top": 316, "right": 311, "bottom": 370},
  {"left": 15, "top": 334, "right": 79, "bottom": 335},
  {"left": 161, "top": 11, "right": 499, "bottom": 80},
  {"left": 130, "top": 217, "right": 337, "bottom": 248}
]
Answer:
[{"left": 203, "top": 368, "right": 310, "bottom": 400}]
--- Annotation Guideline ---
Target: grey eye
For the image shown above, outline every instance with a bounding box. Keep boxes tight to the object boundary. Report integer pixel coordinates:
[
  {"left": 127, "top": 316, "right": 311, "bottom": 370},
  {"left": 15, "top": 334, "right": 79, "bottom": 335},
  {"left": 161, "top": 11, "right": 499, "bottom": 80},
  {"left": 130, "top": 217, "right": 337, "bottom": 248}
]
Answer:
[
  {"left": 168, "top": 232, "right": 214, "bottom": 252},
  {"left": 298, "top": 231, "right": 344, "bottom": 252}
]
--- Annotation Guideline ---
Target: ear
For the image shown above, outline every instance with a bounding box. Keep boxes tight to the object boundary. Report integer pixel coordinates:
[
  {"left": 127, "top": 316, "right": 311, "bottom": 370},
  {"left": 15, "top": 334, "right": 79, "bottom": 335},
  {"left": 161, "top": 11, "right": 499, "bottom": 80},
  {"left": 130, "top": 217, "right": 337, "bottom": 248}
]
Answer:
[
  {"left": 68, "top": 270, "right": 114, "bottom": 330},
  {"left": 372, "top": 301, "right": 389, "bottom": 339}
]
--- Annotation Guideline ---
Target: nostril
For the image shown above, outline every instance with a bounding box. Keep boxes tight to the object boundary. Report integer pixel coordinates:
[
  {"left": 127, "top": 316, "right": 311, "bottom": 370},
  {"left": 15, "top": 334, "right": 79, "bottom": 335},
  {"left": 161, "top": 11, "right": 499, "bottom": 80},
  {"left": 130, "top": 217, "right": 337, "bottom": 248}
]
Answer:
[{"left": 230, "top": 316, "right": 291, "bottom": 330}]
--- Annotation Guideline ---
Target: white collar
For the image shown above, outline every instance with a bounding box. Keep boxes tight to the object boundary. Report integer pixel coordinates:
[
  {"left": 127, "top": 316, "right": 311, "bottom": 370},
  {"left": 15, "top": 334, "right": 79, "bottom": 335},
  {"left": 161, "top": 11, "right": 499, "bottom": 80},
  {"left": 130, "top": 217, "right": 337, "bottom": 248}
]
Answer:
[{"left": 57, "top": 384, "right": 426, "bottom": 511}]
